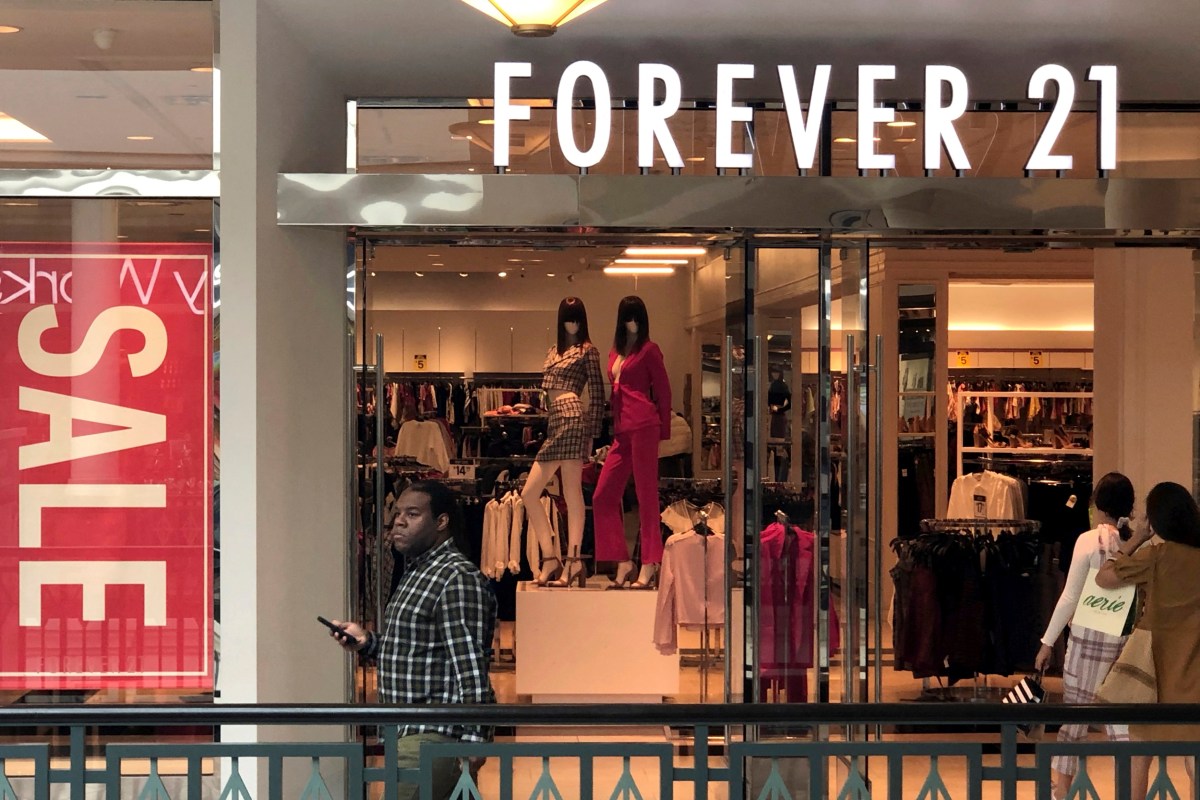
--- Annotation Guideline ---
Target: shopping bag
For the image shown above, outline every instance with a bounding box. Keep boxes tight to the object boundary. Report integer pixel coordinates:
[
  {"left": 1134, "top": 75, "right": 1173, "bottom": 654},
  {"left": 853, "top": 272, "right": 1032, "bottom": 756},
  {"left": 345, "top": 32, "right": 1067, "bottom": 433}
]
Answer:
[
  {"left": 1002, "top": 673, "right": 1046, "bottom": 739},
  {"left": 1097, "top": 627, "right": 1157, "bottom": 704},
  {"left": 1072, "top": 568, "right": 1136, "bottom": 637}
]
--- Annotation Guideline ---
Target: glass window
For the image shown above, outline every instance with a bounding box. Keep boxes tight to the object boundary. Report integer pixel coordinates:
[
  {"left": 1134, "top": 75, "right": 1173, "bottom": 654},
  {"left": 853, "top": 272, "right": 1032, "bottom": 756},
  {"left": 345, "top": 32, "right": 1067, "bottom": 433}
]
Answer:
[{"left": 0, "top": 2, "right": 214, "bottom": 169}]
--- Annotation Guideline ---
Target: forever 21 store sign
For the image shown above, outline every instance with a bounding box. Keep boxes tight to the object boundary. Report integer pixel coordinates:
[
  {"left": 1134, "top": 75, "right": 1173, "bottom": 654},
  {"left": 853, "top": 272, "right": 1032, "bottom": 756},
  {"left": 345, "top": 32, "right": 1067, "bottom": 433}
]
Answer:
[{"left": 491, "top": 63, "right": 1119, "bottom": 173}]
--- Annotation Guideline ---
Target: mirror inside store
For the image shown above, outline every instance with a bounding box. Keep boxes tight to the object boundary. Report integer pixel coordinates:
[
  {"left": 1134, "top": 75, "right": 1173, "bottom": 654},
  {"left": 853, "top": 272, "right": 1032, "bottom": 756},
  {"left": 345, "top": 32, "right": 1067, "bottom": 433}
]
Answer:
[{"left": 353, "top": 236, "right": 1106, "bottom": 715}]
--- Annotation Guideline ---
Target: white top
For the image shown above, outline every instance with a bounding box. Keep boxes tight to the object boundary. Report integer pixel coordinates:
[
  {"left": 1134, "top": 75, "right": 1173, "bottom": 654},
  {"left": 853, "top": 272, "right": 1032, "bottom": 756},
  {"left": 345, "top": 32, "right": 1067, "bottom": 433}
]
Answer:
[
  {"left": 946, "top": 470, "right": 1024, "bottom": 520},
  {"left": 661, "top": 500, "right": 726, "bottom": 537},
  {"left": 1040, "top": 523, "right": 1123, "bottom": 646}
]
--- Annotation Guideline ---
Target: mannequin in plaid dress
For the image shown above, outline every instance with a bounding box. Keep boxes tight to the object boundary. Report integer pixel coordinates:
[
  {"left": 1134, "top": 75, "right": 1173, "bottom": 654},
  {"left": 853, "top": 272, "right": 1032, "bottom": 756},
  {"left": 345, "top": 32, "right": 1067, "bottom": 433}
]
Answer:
[{"left": 521, "top": 297, "right": 605, "bottom": 588}]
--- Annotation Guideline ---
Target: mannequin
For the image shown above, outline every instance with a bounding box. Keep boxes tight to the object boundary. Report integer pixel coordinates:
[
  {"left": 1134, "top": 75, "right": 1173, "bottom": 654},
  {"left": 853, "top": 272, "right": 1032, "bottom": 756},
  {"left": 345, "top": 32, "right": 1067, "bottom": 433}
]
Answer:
[
  {"left": 521, "top": 297, "right": 605, "bottom": 588},
  {"left": 593, "top": 296, "right": 672, "bottom": 589},
  {"left": 767, "top": 365, "right": 791, "bottom": 440}
]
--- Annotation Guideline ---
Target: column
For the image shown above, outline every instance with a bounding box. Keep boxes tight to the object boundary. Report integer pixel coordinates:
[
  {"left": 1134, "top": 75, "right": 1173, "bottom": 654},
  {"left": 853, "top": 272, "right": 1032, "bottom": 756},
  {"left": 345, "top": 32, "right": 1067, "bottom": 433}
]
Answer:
[{"left": 1094, "top": 249, "right": 1197, "bottom": 499}]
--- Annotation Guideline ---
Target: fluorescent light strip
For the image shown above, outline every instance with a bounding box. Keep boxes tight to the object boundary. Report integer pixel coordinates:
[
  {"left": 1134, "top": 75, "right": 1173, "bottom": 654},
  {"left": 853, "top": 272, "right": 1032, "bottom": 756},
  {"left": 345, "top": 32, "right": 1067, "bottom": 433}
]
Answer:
[
  {"left": 612, "top": 258, "right": 689, "bottom": 265},
  {"left": 604, "top": 266, "right": 676, "bottom": 276},
  {"left": 623, "top": 246, "right": 707, "bottom": 257}
]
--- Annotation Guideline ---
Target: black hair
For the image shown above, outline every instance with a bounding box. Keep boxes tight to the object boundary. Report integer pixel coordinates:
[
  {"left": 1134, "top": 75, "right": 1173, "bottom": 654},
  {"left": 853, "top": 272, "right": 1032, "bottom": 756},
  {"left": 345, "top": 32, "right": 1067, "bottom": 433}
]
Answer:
[
  {"left": 613, "top": 295, "right": 650, "bottom": 354},
  {"left": 1093, "top": 472, "right": 1135, "bottom": 540},
  {"left": 556, "top": 297, "right": 591, "bottom": 354},
  {"left": 1145, "top": 482, "right": 1200, "bottom": 548},
  {"left": 402, "top": 479, "right": 464, "bottom": 545}
]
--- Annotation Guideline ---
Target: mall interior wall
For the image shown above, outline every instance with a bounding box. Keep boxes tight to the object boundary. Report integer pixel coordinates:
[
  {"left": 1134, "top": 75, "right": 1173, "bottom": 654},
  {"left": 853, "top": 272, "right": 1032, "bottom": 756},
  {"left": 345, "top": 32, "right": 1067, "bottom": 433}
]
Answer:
[{"left": 219, "top": 0, "right": 351, "bottom": 781}]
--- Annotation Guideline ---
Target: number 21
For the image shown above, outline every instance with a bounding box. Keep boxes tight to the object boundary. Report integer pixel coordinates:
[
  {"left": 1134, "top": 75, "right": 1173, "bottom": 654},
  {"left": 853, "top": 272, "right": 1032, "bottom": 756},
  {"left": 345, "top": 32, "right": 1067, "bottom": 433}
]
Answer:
[{"left": 1026, "top": 64, "right": 1117, "bottom": 173}]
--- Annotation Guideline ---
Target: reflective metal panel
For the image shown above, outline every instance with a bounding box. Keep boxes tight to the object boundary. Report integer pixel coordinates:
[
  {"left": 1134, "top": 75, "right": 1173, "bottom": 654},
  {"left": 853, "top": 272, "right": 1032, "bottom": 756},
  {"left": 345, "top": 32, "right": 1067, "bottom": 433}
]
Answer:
[
  {"left": 0, "top": 169, "right": 219, "bottom": 198},
  {"left": 278, "top": 174, "right": 1200, "bottom": 232}
]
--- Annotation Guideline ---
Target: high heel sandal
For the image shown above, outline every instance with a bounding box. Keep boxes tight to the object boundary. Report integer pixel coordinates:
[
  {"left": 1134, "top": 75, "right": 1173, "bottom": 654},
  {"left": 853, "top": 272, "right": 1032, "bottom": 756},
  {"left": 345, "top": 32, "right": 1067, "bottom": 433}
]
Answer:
[
  {"left": 630, "top": 563, "right": 659, "bottom": 590},
  {"left": 535, "top": 557, "right": 562, "bottom": 587},
  {"left": 549, "top": 557, "right": 586, "bottom": 588},
  {"left": 607, "top": 560, "right": 637, "bottom": 590}
]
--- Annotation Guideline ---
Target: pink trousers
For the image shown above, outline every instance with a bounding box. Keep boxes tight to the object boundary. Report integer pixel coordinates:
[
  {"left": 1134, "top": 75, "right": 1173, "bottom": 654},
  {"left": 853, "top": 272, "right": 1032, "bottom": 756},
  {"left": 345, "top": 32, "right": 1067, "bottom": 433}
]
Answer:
[{"left": 593, "top": 426, "right": 664, "bottom": 564}]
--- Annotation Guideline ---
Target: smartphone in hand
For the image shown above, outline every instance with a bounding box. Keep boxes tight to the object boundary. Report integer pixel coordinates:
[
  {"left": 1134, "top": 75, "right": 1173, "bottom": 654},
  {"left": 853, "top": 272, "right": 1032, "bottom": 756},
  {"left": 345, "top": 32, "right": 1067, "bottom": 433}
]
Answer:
[{"left": 317, "top": 616, "right": 351, "bottom": 642}]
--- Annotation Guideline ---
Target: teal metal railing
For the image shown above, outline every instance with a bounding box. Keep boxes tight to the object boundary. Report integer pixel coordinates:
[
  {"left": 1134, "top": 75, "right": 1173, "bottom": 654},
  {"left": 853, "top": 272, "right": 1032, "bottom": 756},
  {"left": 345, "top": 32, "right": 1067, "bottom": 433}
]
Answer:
[{"left": 1, "top": 703, "right": 1198, "bottom": 799}]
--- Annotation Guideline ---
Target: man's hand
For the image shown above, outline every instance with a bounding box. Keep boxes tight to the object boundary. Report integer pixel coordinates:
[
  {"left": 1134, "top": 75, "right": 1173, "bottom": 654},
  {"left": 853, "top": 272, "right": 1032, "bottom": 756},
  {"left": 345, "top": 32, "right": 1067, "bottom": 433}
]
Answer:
[
  {"left": 1034, "top": 644, "right": 1053, "bottom": 673},
  {"left": 328, "top": 620, "right": 369, "bottom": 652}
]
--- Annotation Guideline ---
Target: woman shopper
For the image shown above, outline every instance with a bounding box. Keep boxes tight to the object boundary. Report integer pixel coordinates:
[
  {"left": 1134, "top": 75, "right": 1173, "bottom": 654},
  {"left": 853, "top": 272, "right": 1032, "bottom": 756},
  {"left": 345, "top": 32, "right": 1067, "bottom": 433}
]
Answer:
[
  {"left": 1034, "top": 472, "right": 1136, "bottom": 800},
  {"left": 1098, "top": 481, "right": 1200, "bottom": 799}
]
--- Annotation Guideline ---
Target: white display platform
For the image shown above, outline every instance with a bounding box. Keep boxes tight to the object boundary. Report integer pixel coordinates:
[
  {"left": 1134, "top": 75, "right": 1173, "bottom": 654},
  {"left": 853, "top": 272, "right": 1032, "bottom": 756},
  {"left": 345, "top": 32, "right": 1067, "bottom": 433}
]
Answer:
[{"left": 515, "top": 582, "right": 680, "bottom": 702}]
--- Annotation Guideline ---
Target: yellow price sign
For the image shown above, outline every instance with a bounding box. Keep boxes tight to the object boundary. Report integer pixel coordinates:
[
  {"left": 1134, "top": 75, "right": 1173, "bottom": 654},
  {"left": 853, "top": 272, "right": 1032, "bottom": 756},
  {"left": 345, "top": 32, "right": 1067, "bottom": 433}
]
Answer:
[
  {"left": 1029, "top": 351, "right": 1045, "bottom": 368},
  {"left": 955, "top": 350, "right": 974, "bottom": 368},
  {"left": 413, "top": 354, "right": 428, "bottom": 371}
]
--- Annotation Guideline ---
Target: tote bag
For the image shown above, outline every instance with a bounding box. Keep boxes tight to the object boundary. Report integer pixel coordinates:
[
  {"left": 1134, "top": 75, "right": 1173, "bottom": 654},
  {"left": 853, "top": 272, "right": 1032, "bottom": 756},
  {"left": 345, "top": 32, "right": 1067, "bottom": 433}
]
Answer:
[
  {"left": 1072, "top": 567, "right": 1136, "bottom": 637},
  {"left": 1096, "top": 626, "right": 1157, "bottom": 704}
]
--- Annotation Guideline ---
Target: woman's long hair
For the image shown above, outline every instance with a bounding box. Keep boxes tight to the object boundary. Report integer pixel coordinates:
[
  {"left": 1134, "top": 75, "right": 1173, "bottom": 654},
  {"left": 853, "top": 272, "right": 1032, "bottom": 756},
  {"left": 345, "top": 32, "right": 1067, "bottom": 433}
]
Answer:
[
  {"left": 1146, "top": 481, "right": 1200, "bottom": 548},
  {"left": 556, "top": 296, "right": 591, "bottom": 354},
  {"left": 612, "top": 296, "right": 650, "bottom": 354},
  {"left": 1094, "top": 471, "right": 1135, "bottom": 540}
]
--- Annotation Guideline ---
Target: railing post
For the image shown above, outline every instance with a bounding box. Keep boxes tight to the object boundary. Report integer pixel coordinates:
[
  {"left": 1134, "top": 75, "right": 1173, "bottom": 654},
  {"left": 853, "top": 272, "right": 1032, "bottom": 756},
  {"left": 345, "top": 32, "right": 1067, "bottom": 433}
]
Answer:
[
  {"left": 69, "top": 725, "right": 85, "bottom": 800},
  {"left": 694, "top": 725, "right": 709, "bottom": 799},
  {"left": 1000, "top": 724, "right": 1018, "bottom": 800}
]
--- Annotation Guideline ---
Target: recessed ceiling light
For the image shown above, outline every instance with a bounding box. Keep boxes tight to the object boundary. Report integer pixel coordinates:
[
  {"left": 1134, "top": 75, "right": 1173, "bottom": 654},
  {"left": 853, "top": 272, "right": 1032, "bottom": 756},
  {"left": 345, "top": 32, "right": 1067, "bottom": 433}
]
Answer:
[
  {"left": 546, "top": 272, "right": 556, "bottom": 277},
  {"left": 190, "top": 66, "right": 214, "bottom": 73},
  {"left": 2, "top": 201, "right": 37, "bottom": 206},
  {"left": 134, "top": 200, "right": 173, "bottom": 206},
  {"left": 604, "top": 266, "right": 675, "bottom": 276},
  {"left": 887, "top": 120, "right": 917, "bottom": 128},
  {"left": 432, "top": 262, "right": 444, "bottom": 266},
  {"left": 498, "top": 271, "right": 508, "bottom": 278},
  {"left": 414, "top": 272, "right": 425, "bottom": 277},
  {"left": 478, "top": 119, "right": 495, "bottom": 125},
  {"left": 0, "top": 26, "right": 23, "bottom": 34},
  {"left": 459, "top": 273, "right": 469, "bottom": 277},
  {"left": 895, "top": 137, "right": 917, "bottom": 143},
  {"left": 194, "top": 228, "right": 210, "bottom": 232},
  {"left": 613, "top": 258, "right": 689, "bottom": 265},
  {"left": 468, "top": 167, "right": 476, "bottom": 172},
  {"left": 624, "top": 246, "right": 706, "bottom": 257},
  {"left": 127, "top": 135, "right": 154, "bottom": 141},
  {"left": 117, "top": 235, "right": 129, "bottom": 239},
  {"left": 834, "top": 137, "right": 856, "bottom": 144},
  {"left": 528, "top": 259, "right": 543, "bottom": 263},
  {"left": 686, "top": 156, "right": 706, "bottom": 162},
  {"left": 873, "top": 137, "right": 882, "bottom": 142},
  {"left": 507, "top": 258, "right": 522, "bottom": 262},
  {"left": 370, "top": 271, "right": 376, "bottom": 277}
]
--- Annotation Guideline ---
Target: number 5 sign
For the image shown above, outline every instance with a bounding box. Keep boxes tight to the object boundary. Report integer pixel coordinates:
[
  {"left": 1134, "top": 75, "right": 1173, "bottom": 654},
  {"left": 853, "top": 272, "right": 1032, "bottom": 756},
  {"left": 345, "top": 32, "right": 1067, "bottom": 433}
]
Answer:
[{"left": 413, "top": 354, "right": 428, "bottom": 371}]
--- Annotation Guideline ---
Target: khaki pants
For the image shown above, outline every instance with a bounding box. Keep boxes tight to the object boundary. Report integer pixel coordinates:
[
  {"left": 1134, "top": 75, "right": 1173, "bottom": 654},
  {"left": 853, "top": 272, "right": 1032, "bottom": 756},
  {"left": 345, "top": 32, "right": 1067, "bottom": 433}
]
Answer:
[{"left": 396, "top": 733, "right": 479, "bottom": 800}]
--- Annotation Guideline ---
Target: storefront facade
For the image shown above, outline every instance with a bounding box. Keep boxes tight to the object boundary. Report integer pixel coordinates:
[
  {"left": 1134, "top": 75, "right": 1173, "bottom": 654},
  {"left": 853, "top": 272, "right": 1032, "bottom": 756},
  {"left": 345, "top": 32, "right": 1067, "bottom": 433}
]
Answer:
[{"left": 2, "top": 1, "right": 1200, "bottom": 794}]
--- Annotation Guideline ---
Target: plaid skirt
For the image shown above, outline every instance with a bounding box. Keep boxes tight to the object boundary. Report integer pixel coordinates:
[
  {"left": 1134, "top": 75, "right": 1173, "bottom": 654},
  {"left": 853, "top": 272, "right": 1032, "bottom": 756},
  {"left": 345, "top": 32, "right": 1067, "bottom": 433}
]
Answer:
[
  {"left": 535, "top": 395, "right": 589, "bottom": 463},
  {"left": 1053, "top": 626, "right": 1129, "bottom": 775}
]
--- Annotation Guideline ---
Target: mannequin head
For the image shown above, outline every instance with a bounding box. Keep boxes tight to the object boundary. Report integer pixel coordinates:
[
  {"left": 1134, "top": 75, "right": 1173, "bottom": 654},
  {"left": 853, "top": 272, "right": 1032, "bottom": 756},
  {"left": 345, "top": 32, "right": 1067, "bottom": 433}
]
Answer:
[
  {"left": 768, "top": 365, "right": 784, "bottom": 383},
  {"left": 556, "top": 296, "right": 591, "bottom": 353},
  {"left": 613, "top": 295, "right": 650, "bottom": 353}
]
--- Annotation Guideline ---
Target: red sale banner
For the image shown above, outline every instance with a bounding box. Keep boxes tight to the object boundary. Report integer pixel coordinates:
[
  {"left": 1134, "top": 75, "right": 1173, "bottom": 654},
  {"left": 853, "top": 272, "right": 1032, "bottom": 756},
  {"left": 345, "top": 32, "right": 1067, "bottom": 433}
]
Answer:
[{"left": 0, "top": 242, "right": 213, "bottom": 689}]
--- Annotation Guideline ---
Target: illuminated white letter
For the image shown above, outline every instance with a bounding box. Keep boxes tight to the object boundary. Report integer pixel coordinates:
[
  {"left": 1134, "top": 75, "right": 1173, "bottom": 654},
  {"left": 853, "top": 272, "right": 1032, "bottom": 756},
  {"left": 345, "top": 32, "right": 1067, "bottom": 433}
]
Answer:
[
  {"left": 19, "top": 388, "right": 166, "bottom": 470},
  {"left": 857, "top": 65, "right": 896, "bottom": 171},
  {"left": 18, "top": 305, "right": 166, "bottom": 378},
  {"left": 924, "top": 65, "right": 971, "bottom": 171},
  {"left": 493, "top": 62, "right": 532, "bottom": 168},
  {"left": 1026, "top": 64, "right": 1075, "bottom": 171},
  {"left": 556, "top": 61, "right": 612, "bottom": 169},
  {"left": 638, "top": 63, "right": 683, "bottom": 169},
  {"left": 20, "top": 561, "right": 167, "bottom": 626},
  {"left": 778, "top": 65, "right": 830, "bottom": 171},
  {"left": 20, "top": 484, "right": 165, "bottom": 547},
  {"left": 1088, "top": 65, "right": 1118, "bottom": 171},
  {"left": 716, "top": 64, "right": 754, "bottom": 170}
]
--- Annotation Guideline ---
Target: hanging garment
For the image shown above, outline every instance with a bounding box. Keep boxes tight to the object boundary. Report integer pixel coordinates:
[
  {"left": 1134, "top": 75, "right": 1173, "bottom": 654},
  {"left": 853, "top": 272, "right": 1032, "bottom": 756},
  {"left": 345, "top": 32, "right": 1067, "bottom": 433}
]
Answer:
[
  {"left": 661, "top": 500, "right": 727, "bottom": 537},
  {"left": 947, "top": 470, "right": 1025, "bottom": 520},
  {"left": 653, "top": 528, "right": 727, "bottom": 655}
]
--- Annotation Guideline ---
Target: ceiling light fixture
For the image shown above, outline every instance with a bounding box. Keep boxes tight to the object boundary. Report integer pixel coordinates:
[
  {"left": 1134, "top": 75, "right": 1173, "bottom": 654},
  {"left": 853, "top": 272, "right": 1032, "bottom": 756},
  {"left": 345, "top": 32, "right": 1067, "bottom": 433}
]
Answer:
[
  {"left": 457, "top": 0, "right": 611, "bottom": 37},
  {"left": 190, "top": 66, "right": 214, "bottom": 73},
  {"left": 459, "top": 273, "right": 469, "bottom": 277},
  {"left": 126, "top": 135, "right": 155, "bottom": 141},
  {"left": 0, "top": 25, "right": 22, "bottom": 34},
  {"left": 604, "top": 266, "right": 675, "bottom": 276},
  {"left": 686, "top": 156, "right": 706, "bottom": 162},
  {"left": 498, "top": 271, "right": 508, "bottom": 278},
  {"left": 613, "top": 258, "right": 689, "bottom": 265},
  {"left": 0, "top": 112, "right": 49, "bottom": 142},
  {"left": 370, "top": 271, "right": 377, "bottom": 277},
  {"left": 432, "top": 262, "right": 444, "bottom": 266},
  {"left": 478, "top": 119, "right": 496, "bottom": 125},
  {"left": 833, "top": 137, "right": 856, "bottom": 144},
  {"left": 895, "top": 137, "right": 917, "bottom": 143},
  {"left": 624, "top": 246, "right": 706, "bottom": 257},
  {"left": 194, "top": 228, "right": 211, "bottom": 233},
  {"left": 415, "top": 272, "right": 425, "bottom": 277},
  {"left": 2, "top": 201, "right": 37, "bottom": 207},
  {"left": 887, "top": 120, "right": 918, "bottom": 128},
  {"left": 546, "top": 272, "right": 556, "bottom": 277}
]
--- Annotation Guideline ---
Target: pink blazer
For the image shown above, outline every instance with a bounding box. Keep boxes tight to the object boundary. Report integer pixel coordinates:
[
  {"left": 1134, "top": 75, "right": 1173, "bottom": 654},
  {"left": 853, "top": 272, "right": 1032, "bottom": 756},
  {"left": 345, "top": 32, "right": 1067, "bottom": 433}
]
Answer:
[{"left": 607, "top": 341, "right": 672, "bottom": 439}]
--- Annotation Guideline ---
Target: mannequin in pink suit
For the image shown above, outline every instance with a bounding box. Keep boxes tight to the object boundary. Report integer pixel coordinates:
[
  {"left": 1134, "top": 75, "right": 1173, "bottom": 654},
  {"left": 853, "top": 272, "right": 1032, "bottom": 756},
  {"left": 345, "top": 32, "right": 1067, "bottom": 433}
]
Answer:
[{"left": 593, "top": 296, "right": 672, "bottom": 589}]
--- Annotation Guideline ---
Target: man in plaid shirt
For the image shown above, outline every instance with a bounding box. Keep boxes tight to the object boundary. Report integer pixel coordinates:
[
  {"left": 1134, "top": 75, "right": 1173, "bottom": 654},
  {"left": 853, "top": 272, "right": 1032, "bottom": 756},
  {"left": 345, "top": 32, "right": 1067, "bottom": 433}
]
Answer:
[{"left": 331, "top": 480, "right": 497, "bottom": 799}]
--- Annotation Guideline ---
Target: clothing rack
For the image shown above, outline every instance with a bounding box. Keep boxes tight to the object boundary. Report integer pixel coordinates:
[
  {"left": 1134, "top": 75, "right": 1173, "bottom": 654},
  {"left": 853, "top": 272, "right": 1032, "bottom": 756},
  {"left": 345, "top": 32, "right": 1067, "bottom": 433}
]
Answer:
[{"left": 920, "top": 518, "right": 1041, "bottom": 534}]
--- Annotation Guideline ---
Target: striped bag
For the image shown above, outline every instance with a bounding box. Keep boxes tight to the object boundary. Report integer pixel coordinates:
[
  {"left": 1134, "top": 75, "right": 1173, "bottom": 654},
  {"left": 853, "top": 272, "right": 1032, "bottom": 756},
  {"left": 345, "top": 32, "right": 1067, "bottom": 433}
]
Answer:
[{"left": 1003, "top": 674, "right": 1046, "bottom": 739}]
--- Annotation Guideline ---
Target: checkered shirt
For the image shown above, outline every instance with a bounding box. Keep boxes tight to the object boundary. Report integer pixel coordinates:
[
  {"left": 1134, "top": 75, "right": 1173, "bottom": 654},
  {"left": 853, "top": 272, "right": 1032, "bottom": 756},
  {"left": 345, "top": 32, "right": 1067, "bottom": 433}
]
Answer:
[{"left": 365, "top": 538, "right": 497, "bottom": 742}]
